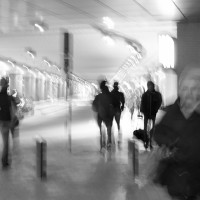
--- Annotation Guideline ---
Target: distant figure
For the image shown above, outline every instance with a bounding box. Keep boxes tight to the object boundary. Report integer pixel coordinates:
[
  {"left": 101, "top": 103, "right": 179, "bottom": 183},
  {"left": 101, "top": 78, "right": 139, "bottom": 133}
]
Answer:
[
  {"left": 92, "top": 80, "right": 114, "bottom": 149},
  {"left": 0, "top": 77, "right": 13, "bottom": 168},
  {"left": 140, "top": 81, "right": 162, "bottom": 149},
  {"left": 153, "top": 65, "right": 200, "bottom": 200},
  {"left": 111, "top": 82, "right": 125, "bottom": 142}
]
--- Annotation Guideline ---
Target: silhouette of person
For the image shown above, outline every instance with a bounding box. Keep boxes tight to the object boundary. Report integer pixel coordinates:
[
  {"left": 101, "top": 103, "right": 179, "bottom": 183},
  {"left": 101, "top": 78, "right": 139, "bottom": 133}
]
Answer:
[
  {"left": 140, "top": 81, "right": 162, "bottom": 149},
  {"left": 92, "top": 80, "right": 115, "bottom": 149},
  {"left": 153, "top": 65, "right": 200, "bottom": 200},
  {"left": 0, "top": 77, "right": 13, "bottom": 168},
  {"left": 111, "top": 81, "right": 125, "bottom": 142}
]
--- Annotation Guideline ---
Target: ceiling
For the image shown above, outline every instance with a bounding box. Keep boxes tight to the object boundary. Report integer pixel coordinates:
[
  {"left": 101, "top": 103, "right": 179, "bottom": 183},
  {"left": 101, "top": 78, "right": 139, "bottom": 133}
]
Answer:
[
  {"left": 1, "top": 0, "right": 200, "bottom": 83},
  {"left": 1, "top": 0, "right": 200, "bottom": 34}
]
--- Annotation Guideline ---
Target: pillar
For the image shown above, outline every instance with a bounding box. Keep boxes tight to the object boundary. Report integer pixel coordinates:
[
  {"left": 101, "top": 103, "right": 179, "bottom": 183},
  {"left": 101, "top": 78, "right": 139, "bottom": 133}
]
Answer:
[
  {"left": 30, "top": 76, "right": 36, "bottom": 101},
  {"left": 176, "top": 22, "right": 200, "bottom": 76},
  {"left": 23, "top": 76, "right": 32, "bottom": 98},
  {"left": 9, "top": 73, "right": 23, "bottom": 95}
]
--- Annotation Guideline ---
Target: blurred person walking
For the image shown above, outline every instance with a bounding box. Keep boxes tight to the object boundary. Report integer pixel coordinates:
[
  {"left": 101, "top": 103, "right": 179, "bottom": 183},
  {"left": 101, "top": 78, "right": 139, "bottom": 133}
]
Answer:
[
  {"left": 111, "top": 81, "right": 125, "bottom": 143},
  {"left": 152, "top": 65, "right": 200, "bottom": 200},
  {"left": 0, "top": 77, "right": 14, "bottom": 168},
  {"left": 92, "top": 80, "right": 115, "bottom": 150},
  {"left": 140, "top": 81, "right": 162, "bottom": 149}
]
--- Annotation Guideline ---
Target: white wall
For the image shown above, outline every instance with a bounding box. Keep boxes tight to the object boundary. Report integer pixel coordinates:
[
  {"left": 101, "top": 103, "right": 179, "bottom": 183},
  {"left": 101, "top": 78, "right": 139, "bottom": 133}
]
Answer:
[{"left": 0, "top": 31, "right": 62, "bottom": 67}]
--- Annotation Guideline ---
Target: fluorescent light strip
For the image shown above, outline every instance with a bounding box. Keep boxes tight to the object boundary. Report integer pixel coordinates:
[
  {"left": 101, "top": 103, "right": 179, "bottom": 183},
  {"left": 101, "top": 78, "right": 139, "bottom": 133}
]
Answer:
[
  {"left": 34, "top": 23, "right": 44, "bottom": 32},
  {"left": 7, "top": 60, "right": 15, "bottom": 68},
  {"left": 27, "top": 51, "right": 35, "bottom": 59}
]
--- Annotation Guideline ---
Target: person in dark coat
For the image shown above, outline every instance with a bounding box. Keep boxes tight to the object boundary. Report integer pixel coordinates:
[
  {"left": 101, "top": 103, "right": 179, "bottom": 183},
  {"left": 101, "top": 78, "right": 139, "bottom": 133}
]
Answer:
[
  {"left": 111, "top": 81, "right": 125, "bottom": 142},
  {"left": 140, "top": 81, "right": 162, "bottom": 149},
  {"left": 92, "top": 80, "right": 115, "bottom": 149},
  {"left": 0, "top": 77, "right": 13, "bottom": 168},
  {"left": 153, "top": 65, "right": 200, "bottom": 200}
]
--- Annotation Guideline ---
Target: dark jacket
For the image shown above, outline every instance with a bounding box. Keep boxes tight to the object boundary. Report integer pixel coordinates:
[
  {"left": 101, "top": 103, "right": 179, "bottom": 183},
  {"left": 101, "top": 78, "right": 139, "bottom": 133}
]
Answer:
[
  {"left": 153, "top": 99, "right": 200, "bottom": 199},
  {"left": 140, "top": 89, "right": 162, "bottom": 118},
  {"left": 92, "top": 89, "right": 114, "bottom": 122},
  {"left": 111, "top": 89, "right": 125, "bottom": 111},
  {"left": 0, "top": 88, "right": 12, "bottom": 121}
]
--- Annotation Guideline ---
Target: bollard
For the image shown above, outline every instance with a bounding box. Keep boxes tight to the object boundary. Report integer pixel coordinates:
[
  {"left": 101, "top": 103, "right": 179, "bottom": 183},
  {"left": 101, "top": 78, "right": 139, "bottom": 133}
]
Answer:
[
  {"left": 36, "top": 137, "right": 47, "bottom": 180},
  {"left": 128, "top": 139, "right": 139, "bottom": 178}
]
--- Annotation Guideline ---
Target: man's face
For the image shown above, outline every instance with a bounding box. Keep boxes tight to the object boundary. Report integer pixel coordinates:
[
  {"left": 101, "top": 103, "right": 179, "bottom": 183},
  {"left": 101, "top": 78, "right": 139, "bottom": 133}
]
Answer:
[
  {"left": 147, "top": 84, "right": 154, "bottom": 92},
  {"left": 179, "top": 76, "right": 200, "bottom": 112}
]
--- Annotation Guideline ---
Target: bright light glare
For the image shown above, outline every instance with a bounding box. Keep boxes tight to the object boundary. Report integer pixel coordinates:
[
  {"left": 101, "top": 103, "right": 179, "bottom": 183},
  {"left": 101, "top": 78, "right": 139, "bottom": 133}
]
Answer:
[
  {"left": 123, "top": 81, "right": 132, "bottom": 90},
  {"left": 43, "top": 59, "right": 51, "bottom": 67},
  {"left": 34, "top": 23, "right": 44, "bottom": 32},
  {"left": 157, "top": 0, "right": 176, "bottom": 16},
  {"left": 155, "top": 69, "right": 166, "bottom": 80},
  {"left": 16, "top": 67, "right": 24, "bottom": 75},
  {"left": 127, "top": 45, "right": 137, "bottom": 54},
  {"left": 159, "top": 34, "right": 174, "bottom": 69},
  {"left": 103, "top": 36, "right": 115, "bottom": 46},
  {"left": 7, "top": 60, "right": 15, "bottom": 68},
  {"left": 53, "top": 65, "right": 60, "bottom": 71},
  {"left": 27, "top": 51, "right": 35, "bottom": 59},
  {"left": 102, "top": 17, "right": 115, "bottom": 29},
  {"left": 22, "top": 65, "right": 29, "bottom": 70},
  {"left": 0, "top": 61, "right": 10, "bottom": 71}
]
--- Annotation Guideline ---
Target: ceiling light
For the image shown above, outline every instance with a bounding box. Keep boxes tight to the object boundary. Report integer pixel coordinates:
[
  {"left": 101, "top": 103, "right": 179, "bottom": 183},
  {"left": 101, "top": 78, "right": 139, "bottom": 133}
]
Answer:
[
  {"left": 102, "top": 17, "right": 115, "bottom": 29},
  {"left": 27, "top": 50, "right": 35, "bottom": 59},
  {"left": 43, "top": 59, "right": 51, "bottom": 67},
  {"left": 34, "top": 23, "right": 44, "bottom": 32},
  {"left": 25, "top": 48, "right": 36, "bottom": 59},
  {"left": 53, "top": 64, "right": 60, "bottom": 71},
  {"left": 22, "top": 65, "right": 29, "bottom": 70},
  {"left": 31, "top": 20, "right": 48, "bottom": 33},
  {"left": 103, "top": 36, "right": 115, "bottom": 46},
  {"left": 7, "top": 60, "right": 15, "bottom": 68}
]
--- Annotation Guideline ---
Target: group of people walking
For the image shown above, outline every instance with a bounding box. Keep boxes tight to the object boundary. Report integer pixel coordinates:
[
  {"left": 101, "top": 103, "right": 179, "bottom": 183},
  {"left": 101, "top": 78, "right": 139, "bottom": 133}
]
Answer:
[
  {"left": 92, "top": 80, "right": 125, "bottom": 150},
  {"left": 92, "top": 78, "right": 162, "bottom": 151}
]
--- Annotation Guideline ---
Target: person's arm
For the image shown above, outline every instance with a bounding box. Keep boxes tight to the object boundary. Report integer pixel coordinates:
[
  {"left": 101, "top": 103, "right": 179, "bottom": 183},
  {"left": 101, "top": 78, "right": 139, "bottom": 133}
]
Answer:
[
  {"left": 92, "top": 95, "right": 98, "bottom": 112},
  {"left": 157, "top": 92, "right": 162, "bottom": 110},
  {"left": 140, "top": 93, "right": 145, "bottom": 114},
  {"left": 121, "top": 93, "right": 125, "bottom": 111}
]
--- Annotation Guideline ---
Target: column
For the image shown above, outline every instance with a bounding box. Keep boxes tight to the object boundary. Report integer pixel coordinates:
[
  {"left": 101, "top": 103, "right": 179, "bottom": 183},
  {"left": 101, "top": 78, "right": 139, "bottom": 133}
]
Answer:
[
  {"left": 176, "top": 22, "right": 200, "bottom": 75},
  {"left": 9, "top": 73, "right": 23, "bottom": 95},
  {"left": 30, "top": 76, "right": 36, "bottom": 101},
  {"left": 23, "top": 76, "right": 32, "bottom": 98}
]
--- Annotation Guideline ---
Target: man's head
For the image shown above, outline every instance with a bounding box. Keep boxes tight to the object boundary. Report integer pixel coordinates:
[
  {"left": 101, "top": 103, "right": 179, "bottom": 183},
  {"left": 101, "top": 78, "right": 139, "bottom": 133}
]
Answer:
[
  {"left": 99, "top": 80, "right": 108, "bottom": 92},
  {"left": 0, "top": 77, "right": 9, "bottom": 91},
  {"left": 178, "top": 64, "right": 200, "bottom": 114},
  {"left": 147, "top": 81, "right": 155, "bottom": 92},
  {"left": 113, "top": 81, "right": 119, "bottom": 90}
]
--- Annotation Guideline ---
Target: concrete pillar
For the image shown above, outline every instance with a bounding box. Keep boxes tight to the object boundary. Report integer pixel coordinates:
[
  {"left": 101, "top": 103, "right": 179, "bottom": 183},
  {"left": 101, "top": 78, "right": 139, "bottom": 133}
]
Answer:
[
  {"left": 63, "top": 81, "right": 67, "bottom": 99},
  {"left": 58, "top": 80, "right": 63, "bottom": 98},
  {"left": 9, "top": 73, "right": 23, "bottom": 95},
  {"left": 30, "top": 76, "right": 36, "bottom": 101},
  {"left": 36, "top": 78, "right": 45, "bottom": 101},
  {"left": 23, "top": 76, "right": 32, "bottom": 98},
  {"left": 176, "top": 22, "right": 200, "bottom": 75}
]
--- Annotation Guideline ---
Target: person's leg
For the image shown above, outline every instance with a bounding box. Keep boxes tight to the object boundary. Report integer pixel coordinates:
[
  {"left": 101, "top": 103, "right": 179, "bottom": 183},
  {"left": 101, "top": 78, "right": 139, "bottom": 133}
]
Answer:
[
  {"left": 143, "top": 116, "right": 148, "bottom": 149},
  {"left": 97, "top": 115, "right": 103, "bottom": 149},
  {"left": 115, "top": 111, "right": 121, "bottom": 131},
  {"left": 150, "top": 117, "right": 156, "bottom": 149},
  {"left": 105, "top": 119, "right": 113, "bottom": 147},
  {"left": 1, "top": 122, "right": 10, "bottom": 167}
]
